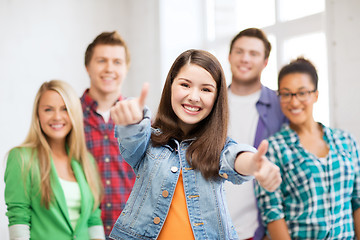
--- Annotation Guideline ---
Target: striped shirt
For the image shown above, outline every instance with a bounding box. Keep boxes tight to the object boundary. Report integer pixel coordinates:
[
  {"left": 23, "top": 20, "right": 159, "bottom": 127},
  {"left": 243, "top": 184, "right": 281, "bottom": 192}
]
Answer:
[
  {"left": 81, "top": 89, "right": 136, "bottom": 238},
  {"left": 255, "top": 123, "right": 360, "bottom": 239}
]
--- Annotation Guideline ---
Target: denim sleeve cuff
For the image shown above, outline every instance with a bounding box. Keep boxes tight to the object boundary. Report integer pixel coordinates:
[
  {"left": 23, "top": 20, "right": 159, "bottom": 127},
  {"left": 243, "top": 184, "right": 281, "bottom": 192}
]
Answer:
[
  {"left": 114, "top": 106, "right": 151, "bottom": 139},
  {"left": 219, "top": 139, "right": 256, "bottom": 184}
]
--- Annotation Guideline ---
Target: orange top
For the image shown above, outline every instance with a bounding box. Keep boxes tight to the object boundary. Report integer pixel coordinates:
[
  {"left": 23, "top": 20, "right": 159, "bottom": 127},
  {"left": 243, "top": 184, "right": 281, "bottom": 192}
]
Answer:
[{"left": 157, "top": 171, "right": 195, "bottom": 240}]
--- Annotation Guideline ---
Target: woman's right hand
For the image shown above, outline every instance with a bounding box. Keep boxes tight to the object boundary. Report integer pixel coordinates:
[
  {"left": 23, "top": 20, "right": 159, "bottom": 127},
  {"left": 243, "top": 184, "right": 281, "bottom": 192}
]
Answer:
[{"left": 110, "top": 83, "right": 149, "bottom": 126}]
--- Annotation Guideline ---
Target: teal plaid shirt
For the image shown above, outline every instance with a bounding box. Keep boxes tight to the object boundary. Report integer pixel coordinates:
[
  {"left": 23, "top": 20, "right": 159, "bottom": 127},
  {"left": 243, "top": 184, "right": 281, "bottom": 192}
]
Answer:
[{"left": 255, "top": 123, "right": 360, "bottom": 239}]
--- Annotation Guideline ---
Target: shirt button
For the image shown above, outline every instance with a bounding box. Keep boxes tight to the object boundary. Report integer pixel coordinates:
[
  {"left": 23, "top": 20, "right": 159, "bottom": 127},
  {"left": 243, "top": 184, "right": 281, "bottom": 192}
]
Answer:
[
  {"left": 106, "top": 180, "right": 111, "bottom": 185},
  {"left": 162, "top": 190, "right": 169, "bottom": 198},
  {"left": 153, "top": 217, "right": 161, "bottom": 224},
  {"left": 106, "top": 203, "right": 112, "bottom": 208},
  {"left": 221, "top": 173, "right": 228, "bottom": 179},
  {"left": 171, "top": 166, "right": 178, "bottom": 173},
  {"left": 105, "top": 157, "right": 110, "bottom": 163},
  {"left": 73, "top": 235, "right": 76, "bottom": 239},
  {"left": 86, "top": 107, "right": 90, "bottom": 112},
  {"left": 106, "top": 225, "right": 111, "bottom": 230},
  {"left": 104, "top": 135, "right": 109, "bottom": 140}
]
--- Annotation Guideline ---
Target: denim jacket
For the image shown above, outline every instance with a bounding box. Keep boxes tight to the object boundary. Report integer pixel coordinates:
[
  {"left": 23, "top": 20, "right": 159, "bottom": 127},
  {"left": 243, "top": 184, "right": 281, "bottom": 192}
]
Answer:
[{"left": 109, "top": 107, "right": 256, "bottom": 240}]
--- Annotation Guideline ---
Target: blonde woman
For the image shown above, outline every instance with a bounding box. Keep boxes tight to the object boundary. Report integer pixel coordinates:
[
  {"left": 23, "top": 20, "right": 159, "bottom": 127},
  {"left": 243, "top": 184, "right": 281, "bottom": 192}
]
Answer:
[{"left": 5, "top": 80, "right": 104, "bottom": 240}]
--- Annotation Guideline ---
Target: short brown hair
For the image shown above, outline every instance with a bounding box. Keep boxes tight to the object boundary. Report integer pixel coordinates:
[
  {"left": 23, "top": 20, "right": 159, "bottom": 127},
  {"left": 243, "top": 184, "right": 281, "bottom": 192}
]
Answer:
[
  {"left": 229, "top": 28, "right": 271, "bottom": 59},
  {"left": 84, "top": 31, "right": 130, "bottom": 66},
  {"left": 151, "top": 49, "right": 228, "bottom": 179}
]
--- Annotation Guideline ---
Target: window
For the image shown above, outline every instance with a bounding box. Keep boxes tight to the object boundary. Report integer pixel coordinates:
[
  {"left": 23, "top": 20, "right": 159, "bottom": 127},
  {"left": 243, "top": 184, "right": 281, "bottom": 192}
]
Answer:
[
  {"left": 278, "top": 0, "right": 325, "bottom": 22},
  {"left": 205, "top": 0, "right": 328, "bottom": 125},
  {"left": 282, "top": 32, "right": 328, "bottom": 124}
]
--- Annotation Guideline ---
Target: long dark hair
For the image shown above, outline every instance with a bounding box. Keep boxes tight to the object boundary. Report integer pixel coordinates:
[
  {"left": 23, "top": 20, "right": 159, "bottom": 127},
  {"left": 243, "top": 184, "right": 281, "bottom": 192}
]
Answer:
[{"left": 151, "top": 49, "right": 228, "bottom": 179}]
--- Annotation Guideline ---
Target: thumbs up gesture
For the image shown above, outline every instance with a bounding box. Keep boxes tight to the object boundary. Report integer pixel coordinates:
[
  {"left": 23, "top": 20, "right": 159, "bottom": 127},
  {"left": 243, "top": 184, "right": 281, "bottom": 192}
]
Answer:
[
  {"left": 235, "top": 140, "right": 281, "bottom": 192},
  {"left": 252, "top": 140, "right": 281, "bottom": 192},
  {"left": 110, "top": 83, "right": 149, "bottom": 126}
]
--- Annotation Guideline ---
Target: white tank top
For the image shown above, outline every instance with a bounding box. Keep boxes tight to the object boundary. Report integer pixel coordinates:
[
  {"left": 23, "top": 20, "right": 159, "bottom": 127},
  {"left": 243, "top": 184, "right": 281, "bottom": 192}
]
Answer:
[{"left": 59, "top": 178, "right": 81, "bottom": 230}]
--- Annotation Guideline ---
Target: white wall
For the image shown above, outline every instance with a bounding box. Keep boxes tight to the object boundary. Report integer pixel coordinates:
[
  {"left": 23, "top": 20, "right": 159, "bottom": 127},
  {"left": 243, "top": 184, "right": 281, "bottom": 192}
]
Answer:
[
  {"left": 159, "top": 0, "right": 206, "bottom": 83},
  {"left": 0, "top": 0, "right": 160, "bottom": 238},
  {"left": 124, "top": 0, "right": 161, "bottom": 113},
  {"left": 1, "top": 0, "right": 360, "bottom": 238},
  {"left": 326, "top": 0, "right": 360, "bottom": 141}
]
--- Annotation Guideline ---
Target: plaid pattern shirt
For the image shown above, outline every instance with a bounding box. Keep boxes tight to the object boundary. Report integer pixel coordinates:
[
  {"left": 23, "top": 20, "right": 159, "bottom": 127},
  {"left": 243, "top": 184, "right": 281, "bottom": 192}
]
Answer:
[
  {"left": 81, "top": 89, "right": 136, "bottom": 238},
  {"left": 255, "top": 123, "right": 360, "bottom": 239}
]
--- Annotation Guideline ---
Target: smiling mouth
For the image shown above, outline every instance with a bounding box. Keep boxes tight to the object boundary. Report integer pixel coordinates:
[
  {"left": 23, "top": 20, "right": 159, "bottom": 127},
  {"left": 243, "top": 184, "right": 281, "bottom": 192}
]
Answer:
[
  {"left": 239, "top": 66, "right": 250, "bottom": 71},
  {"left": 290, "top": 109, "right": 302, "bottom": 114},
  {"left": 50, "top": 124, "right": 65, "bottom": 129},
  {"left": 101, "top": 76, "right": 116, "bottom": 82},
  {"left": 183, "top": 105, "right": 201, "bottom": 112}
]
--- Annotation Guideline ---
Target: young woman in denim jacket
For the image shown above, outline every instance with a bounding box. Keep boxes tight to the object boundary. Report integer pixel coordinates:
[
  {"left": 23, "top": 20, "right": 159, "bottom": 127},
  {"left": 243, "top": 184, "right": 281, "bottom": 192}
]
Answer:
[{"left": 109, "top": 49, "right": 281, "bottom": 240}]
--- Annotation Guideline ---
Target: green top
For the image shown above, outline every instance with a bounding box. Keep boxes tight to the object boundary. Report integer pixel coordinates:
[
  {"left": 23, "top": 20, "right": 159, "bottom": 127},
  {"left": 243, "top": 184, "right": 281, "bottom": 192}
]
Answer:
[{"left": 5, "top": 147, "right": 103, "bottom": 240}]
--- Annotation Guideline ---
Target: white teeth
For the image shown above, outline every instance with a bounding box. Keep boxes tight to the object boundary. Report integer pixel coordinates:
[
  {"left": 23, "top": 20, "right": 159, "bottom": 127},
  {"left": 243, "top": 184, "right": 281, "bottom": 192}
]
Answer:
[
  {"left": 51, "top": 124, "right": 63, "bottom": 129},
  {"left": 184, "top": 105, "right": 200, "bottom": 112},
  {"left": 239, "top": 66, "right": 248, "bottom": 71},
  {"left": 290, "top": 109, "right": 302, "bottom": 114}
]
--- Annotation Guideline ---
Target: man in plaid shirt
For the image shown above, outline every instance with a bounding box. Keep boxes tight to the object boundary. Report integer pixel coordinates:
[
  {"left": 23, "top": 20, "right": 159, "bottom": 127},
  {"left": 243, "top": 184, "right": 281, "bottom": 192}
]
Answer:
[{"left": 81, "top": 31, "right": 136, "bottom": 238}]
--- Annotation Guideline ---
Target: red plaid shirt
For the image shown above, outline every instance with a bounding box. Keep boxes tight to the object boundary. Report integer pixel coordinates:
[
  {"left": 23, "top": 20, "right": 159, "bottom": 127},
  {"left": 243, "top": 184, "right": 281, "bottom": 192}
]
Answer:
[{"left": 81, "top": 89, "right": 135, "bottom": 237}]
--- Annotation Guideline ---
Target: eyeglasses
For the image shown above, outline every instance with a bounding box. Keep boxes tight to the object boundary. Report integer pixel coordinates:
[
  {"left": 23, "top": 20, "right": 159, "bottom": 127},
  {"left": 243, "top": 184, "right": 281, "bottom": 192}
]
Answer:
[{"left": 278, "top": 89, "right": 316, "bottom": 103}]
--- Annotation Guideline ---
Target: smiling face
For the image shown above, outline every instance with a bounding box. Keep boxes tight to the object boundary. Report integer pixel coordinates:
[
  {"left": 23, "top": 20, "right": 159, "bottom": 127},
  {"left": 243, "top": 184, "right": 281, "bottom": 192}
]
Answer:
[
  {"left": 38, "top": 90, "right": 72, "bottom": 146},
  {"left": 86, "top": 44, "right": 128, "bottom": 99},
  {"left": 228, "top": 36, "right": 268, "bottom": 86},
  {"left": 279, "top": 72, "right": 318, "bottom": 128},
  {"left": 171, "top": 64, "right": 217, "bottom": 134}
]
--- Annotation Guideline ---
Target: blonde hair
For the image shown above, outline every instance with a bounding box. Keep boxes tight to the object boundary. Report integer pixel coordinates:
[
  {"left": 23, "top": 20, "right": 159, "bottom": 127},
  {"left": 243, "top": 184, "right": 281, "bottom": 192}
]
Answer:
[{"left": 19, "top": 80, "right": 103, "bottom": 209}]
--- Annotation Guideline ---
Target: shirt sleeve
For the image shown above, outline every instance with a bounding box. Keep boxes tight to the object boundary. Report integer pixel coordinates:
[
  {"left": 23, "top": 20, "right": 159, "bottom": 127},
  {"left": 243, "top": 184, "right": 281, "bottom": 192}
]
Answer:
[
  {"left": 87, "top": 206, "right": 103, "bottom": 226},
  {"left": 350, "top": 133, "right": 360, "bottom": 211},
  {"left": 87, "top": 154, "right": 105, "bottom": 229},
  {"left": 114, "top": 106, "right": 152, "bottom": 170},
  {"left": 254, "top": 139, "right": 285, "bottom": 225},
  {"left": 8, "top": 224, "right": 30, "bottom": 240},
  {"left": 88, "top": 225, "right": 105, "bottom": 240},
  {"left": 5, "top": 148, "right": 32, "bottom": 226},
  {"left": 218, "top": 137, "right": 255, "bottom": 184}
]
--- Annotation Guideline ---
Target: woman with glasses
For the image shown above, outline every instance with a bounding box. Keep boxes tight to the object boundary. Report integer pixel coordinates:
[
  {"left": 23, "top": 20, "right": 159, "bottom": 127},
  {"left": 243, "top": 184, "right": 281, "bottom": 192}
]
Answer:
[{"left": 255, "top": 57, "right": 360, "bottom": 239}]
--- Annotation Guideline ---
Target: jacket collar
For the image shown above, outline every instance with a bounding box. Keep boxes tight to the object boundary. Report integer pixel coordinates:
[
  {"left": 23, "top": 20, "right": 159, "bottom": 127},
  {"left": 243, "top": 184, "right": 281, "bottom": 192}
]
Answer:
[
  {"left": 227, "top": 84, "right": 270, "bottom": 105},
  {"left": 282, "top": 122, "right": 329, "bottom": 146},
  {"left": 50, "top": 155, "right": 92, "bottom": 231},
  {"left": 164, "top": 137, "right": 196, "bottom": 152},
  {"left": 257, "top": 85, "right": 273, "bottom": 106}
]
